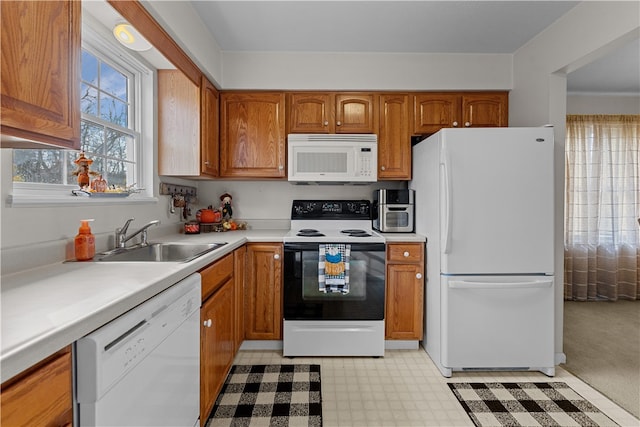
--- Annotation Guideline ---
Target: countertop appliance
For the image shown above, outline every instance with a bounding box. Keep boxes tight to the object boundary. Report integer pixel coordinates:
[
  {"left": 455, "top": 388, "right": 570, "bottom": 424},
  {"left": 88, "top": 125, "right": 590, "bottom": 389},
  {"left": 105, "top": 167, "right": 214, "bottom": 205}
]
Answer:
[
  {"left": 75, "top": 274, "right": 201, "bottom": 426},
  {"left": 372, "top": 189, "right": 415, "bottom": 232},
  {"left": 287, "top": 134, "right": 377, "bottom": 183},
  {"left": 409, "top": 127, "right": 555, "bottom": 378},
  {"left": 283, "top": 200, "right": 385, "bottom": 356}
]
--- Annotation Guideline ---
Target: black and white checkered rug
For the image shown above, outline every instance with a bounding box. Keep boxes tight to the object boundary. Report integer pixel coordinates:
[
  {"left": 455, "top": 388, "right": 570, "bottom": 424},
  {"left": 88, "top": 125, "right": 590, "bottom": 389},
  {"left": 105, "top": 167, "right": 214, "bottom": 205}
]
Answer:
[
  {"left": 448, "top": 382, "right": 618, "bottom": 427},
  {"left": 206, "top": 364, "right": 322, "bottom": 427}
]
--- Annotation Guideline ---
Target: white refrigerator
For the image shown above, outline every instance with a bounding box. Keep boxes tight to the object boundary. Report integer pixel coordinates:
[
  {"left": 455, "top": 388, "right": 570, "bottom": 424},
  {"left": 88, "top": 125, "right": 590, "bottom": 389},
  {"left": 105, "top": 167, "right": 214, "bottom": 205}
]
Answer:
[{"left": 409, "top": 127, "right": 555, "bottom": 377}]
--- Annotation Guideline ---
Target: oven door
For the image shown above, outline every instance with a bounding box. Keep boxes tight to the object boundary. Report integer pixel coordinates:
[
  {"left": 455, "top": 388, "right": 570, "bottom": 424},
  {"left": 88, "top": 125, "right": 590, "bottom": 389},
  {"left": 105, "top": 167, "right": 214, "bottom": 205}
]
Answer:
[{"left": 283, "top": 242, "right": 385, "bottom": 320}]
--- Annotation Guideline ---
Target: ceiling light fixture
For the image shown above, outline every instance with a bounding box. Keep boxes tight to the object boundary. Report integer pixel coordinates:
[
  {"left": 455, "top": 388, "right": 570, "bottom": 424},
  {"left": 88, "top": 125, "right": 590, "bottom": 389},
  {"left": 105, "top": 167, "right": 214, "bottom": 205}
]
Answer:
[{"left": 112, "top": 23, "right": 152, "bottom": 51}]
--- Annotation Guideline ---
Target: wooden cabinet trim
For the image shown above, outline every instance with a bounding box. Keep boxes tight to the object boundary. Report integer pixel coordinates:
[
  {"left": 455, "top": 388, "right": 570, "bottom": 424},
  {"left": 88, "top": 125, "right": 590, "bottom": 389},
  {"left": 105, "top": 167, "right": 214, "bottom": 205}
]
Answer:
[{"left": 200, "top": 252, "right": 234, "bottom": 301}]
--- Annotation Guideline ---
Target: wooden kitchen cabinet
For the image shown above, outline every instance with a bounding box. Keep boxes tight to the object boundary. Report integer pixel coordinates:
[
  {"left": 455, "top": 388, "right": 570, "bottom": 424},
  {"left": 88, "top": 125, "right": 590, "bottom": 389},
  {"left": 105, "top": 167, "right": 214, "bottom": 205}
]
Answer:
[
  {"left": 245, "top": 243, "right": 283, "bottom": 340},
  {"left": 1, "top": 346, "right": 73, "bottom": 426},
  {"left": 200, "top": 253, "right": 235, "bottom": 422},
  {"left": 288, "top": 92, "right": 377, "bottom": 134},
  {"left": 385, "top": 243, "right": 425, "bottom": 340},
  {"left": 413, "top": 92, "right": 508, "bottom": 135},
  {"left": 220, "top": 92, "right": 286, "bottom": 178},
  {"left": 1, "top": 1, "right": 81, "bottom": 149},
  {"left": 234, "top": 245, "right": 247, "bottom": 352},
  {"left": 378, "top": 93, "right": 412, "bottom": 180},
  {"left": 158, "top": 71, "right": 220, "bottom": 178}
]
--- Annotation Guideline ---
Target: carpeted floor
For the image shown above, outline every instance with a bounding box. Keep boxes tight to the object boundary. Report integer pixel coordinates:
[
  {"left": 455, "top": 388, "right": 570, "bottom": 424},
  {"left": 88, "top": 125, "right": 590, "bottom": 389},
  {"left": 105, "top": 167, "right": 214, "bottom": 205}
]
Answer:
[
  {"left": 563, "top": 300, "right": 640, "bottom": 419},
  {"left": 206, "top": 364, "right": 322, "bottom": 427},
  {"left": 448, "top": 382, "right": 619, "bottom": 427}
]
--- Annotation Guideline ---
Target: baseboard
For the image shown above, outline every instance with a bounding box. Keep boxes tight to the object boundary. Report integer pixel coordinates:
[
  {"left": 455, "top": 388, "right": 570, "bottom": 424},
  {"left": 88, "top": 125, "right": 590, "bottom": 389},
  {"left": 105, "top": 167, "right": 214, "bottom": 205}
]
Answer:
[
  {"left": 240, "top": 340, "right": 283, "bottom": 351},
  {"left": 385, "top": 340, "right": 419, "bottom": 350}
]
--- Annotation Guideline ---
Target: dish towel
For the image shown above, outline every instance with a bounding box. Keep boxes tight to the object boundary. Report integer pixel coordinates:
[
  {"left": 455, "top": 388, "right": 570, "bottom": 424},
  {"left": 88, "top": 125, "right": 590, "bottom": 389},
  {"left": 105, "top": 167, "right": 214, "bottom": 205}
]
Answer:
[{"left": 319, "top": 244, "right": 350, "bottom": 294}]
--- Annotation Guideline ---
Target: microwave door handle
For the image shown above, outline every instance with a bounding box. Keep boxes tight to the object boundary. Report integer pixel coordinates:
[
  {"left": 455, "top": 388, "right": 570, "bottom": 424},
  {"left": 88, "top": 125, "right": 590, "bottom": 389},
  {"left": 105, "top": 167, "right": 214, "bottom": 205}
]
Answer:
[{"left": 388, "top": 207, "right": 408, "bottom": 211}]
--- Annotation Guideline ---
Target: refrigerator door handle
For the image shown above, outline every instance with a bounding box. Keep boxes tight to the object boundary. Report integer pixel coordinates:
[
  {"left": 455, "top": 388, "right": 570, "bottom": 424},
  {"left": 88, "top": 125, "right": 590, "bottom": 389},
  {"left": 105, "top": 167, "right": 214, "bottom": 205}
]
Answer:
[
  {"left": 441, "top": 154, "right": 452, "bottom": 254},
  {"left": 448, "top": 279, "right": 553, "bottom": 289}
]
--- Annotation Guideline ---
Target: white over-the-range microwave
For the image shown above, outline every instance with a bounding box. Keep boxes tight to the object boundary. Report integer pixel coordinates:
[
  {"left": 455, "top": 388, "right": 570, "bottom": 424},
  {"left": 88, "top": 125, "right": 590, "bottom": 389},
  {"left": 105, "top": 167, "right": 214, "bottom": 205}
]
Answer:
[{"left": 287, "top": 134, "right": 378, "bottom": 183}]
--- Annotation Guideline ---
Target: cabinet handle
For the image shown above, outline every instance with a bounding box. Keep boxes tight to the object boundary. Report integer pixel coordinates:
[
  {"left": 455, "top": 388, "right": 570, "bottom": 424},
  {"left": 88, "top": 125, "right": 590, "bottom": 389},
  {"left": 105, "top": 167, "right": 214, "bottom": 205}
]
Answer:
[
  {"left": 452, "top": 121, "right": 458, "bottom": 127},
  {"left": 416, "top": 273, "right": 422, "bottom": 279},
  {"left": 465, "top": 122, "right": 471, "bottom": 127},
  {"left": 336, "top": 121, "right": 342, "bottom": 126},
  {"left": 274, "top": 254, "right": 280, "bottom": 260},
  {"left": 204, "top": 161, "right": 210, "bottom": 166},
  {"left": 403, "top": 251, "right": 410, "bottom": 257},
  {"left": 381, "top": 166, "right": 386, "bottom": 171},
  {"left": 203, "top": 319, "right": 212, "bottom": 327},
  {"left": 278, "top": 165, "right": 284, "bottom": 170},
  {"left": 324, "top": 121, "right": 329, "bottom": 126}
]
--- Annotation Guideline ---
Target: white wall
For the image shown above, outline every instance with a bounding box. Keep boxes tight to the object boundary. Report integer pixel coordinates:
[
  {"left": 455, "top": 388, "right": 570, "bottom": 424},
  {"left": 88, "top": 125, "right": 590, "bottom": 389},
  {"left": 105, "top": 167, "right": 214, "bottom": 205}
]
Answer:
[
  {"left": 567, "top": 94, "right": 640, "bottom": 114},
  {"left": 511, "top": 1, "right": 640, "bottom": 362}
]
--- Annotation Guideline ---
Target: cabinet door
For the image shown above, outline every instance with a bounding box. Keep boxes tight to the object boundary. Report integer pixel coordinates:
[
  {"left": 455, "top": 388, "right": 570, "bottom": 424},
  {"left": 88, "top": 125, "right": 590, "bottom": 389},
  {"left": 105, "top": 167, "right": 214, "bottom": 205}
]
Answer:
[
  {"left": 1, "top": 347, "right": 72, "bottom": 427},
  {"left": 158, "top": 70, "right": 200, "bottom": 176},
  {"left": 201, "top": 77, "right": 220, "bottom": 176},
  {"left": 461, "top": 92, "right": 508, "bottom": 128},
  {"left": 245, "top": 243, "right": 283, "bottom": 340},
  {"left": 234, "top": 246, "right": 247, "bottom": 352},
  {"left": 220, "top": 92, "right": 286, "bottom": 178},
  {"left": 413, "top": 93, "right": 461, "bottom": 134},
  {"left": 288, "top": 92, "right": 332, "bottom": 133},
  {"left": 1, "top": 1, "right": 80, "bottom": 149},
  {"left": 385, "top": 264, "right": 424, "bottom": 339},
  {"left": 378, "top": 93, "right": 412, "bottom": 180},
  {"left": 335, "top": 93, "right": 377, "bottom": 133},
  {"left": 201, "top": 279, "right": 234, "bottom": 422}
]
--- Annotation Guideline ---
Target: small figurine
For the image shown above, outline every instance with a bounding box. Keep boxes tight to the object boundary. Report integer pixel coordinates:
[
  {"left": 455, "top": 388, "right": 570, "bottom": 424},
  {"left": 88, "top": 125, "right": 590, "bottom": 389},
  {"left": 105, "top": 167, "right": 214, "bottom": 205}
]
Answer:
[
  {"left": 91, "top": 175, "right": 108, "bottom": 192},
  {"left": 72, "top": 152, "right": 98, "bottom": 188},
  {"left": 220, "top": 192, "right": 233, "bottom": 219}
]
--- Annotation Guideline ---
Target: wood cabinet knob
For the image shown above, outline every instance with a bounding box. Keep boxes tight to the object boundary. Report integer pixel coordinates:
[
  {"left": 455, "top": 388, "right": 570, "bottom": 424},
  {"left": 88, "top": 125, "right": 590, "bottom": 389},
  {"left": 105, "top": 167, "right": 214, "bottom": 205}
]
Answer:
[
  {"left": 324, "top": 121, "right": 329, "bottom": 126},
  {"left": 203, "top": 319, "right": 212, "bottom": 327},
  {"left": 416, "top": 273, "right": 422, "bottom": 279},
  {"left": 452, "top": 121, "right": 458, "bottom": 127},
  {"left": 336, "top": 121, "right": 342, "bottom": 126},
  {"left": 274, "top": 254, "right": 280, "bottom": 260},
  {"left": 381, "top": 166, "right": 386, "bottom": 171},
  {"left": 465, "top": 122, "right": 471, "bottom": 127},
  {"left": 403, "top": 251, "right": 410, "bottom": 257}
]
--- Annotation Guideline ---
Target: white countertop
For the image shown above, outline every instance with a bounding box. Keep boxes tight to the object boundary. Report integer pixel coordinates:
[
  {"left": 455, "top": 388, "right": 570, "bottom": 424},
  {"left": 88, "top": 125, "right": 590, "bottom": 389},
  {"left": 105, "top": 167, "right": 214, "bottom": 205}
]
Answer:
[{"left": 1, "top": 229, "right": 424, "bottom": 383}]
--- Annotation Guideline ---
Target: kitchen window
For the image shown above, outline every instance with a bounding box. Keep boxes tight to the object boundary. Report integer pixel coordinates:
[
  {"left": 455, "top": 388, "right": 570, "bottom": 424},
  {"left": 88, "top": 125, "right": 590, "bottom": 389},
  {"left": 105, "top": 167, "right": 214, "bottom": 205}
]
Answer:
[{"left": 10, "top": 23, "right": 154, "bottom": 205}]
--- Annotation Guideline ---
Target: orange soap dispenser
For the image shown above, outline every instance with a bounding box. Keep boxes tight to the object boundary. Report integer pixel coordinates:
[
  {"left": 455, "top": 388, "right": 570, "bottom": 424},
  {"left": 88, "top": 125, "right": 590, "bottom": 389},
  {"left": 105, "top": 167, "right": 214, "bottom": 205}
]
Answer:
[{"left": 75, "top": 219, "right": 95, "bottom": 261}]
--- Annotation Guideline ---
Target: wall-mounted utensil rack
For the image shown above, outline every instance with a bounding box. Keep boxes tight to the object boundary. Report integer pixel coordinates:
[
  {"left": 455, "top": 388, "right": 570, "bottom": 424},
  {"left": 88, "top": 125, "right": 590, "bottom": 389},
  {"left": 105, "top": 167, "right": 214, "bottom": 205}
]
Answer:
[{"left": 159, "top": 182, "right": 197, "bottom": 197}]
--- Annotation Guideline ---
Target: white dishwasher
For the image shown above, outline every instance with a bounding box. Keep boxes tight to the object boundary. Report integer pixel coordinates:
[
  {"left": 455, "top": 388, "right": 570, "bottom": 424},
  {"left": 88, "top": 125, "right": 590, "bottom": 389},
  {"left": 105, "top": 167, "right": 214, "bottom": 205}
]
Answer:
[{"left": 75, "top": 273, "right": 201, "bottom": 427}]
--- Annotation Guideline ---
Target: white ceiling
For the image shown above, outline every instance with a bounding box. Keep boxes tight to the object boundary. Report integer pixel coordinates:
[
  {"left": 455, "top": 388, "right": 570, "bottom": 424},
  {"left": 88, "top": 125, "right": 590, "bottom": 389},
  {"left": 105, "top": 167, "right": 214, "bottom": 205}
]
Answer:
[{"left": 190, "top": 1, "right": 639, "bottom": 94}]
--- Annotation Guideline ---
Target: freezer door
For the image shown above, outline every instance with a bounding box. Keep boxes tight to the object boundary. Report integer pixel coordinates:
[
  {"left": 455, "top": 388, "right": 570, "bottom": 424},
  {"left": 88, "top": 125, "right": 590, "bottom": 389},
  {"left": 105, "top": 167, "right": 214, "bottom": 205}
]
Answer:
[
  {"left": 441, "top": 275, "right": 555, "bottom": 370},
  {"left": 439, "top": 128, "right": 554, "bottom": 274}
]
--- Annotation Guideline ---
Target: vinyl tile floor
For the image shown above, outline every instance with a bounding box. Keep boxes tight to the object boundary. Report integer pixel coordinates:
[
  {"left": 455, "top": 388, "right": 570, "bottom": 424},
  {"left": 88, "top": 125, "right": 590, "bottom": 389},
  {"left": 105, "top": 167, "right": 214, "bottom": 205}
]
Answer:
[{"left": 232, "top": 348, "right": 639, "bottom": 427}]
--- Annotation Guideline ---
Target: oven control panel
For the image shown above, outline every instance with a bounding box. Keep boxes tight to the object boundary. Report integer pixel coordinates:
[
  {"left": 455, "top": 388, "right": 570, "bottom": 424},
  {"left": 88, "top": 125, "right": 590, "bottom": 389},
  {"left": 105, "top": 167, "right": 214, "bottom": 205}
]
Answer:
[{"left": 291, "top": 200, "right": 371, "bottom": 219}]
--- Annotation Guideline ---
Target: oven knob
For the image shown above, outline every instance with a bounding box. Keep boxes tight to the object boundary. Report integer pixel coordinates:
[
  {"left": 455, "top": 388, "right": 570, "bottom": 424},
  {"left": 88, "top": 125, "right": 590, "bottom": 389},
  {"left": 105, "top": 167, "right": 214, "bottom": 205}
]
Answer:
[
  {"left": 274, "top": 254, "right": 280, "bottom": 260},
  {"left": 403, "top": 251, "right": 410, "bottom": 257},
  {"left": 416, "top": 273, "right": 422, "bottom": 279}
]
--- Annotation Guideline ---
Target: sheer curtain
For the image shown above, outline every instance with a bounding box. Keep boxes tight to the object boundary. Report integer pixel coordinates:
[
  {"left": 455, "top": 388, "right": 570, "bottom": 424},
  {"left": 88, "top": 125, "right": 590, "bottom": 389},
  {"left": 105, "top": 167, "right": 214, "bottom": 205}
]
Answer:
[{"left": 564, "top": 115, "right": 640, "bottom": 301}]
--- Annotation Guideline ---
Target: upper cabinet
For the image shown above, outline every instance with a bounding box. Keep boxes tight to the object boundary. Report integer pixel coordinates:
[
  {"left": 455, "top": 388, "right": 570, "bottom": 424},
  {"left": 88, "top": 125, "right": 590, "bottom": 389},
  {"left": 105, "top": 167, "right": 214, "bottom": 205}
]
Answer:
[
  {"left": 1, "top": 1, "right": 81, "bottom": 149},
  {"left": 288, "top": 92, "right": 377, "bottom": 134},
  {"left": 378, "top": 93, "right": 412, "bottom": 180},
  {"left": 158, "top": 71, "right": 219, "bottom": 178},
  {"left": 220, "top": 92, "right": 286, "bottom": 179},
  {"left": 413, "top": 92, "right": 508, "bottom": 134}
]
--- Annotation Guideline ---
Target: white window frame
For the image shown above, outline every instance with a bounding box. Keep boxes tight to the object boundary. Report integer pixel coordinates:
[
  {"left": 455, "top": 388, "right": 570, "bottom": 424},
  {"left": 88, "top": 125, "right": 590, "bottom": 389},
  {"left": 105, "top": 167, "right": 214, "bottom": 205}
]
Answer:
[{"left": 9, "top": 15, "right": 156, "bottom": 207}]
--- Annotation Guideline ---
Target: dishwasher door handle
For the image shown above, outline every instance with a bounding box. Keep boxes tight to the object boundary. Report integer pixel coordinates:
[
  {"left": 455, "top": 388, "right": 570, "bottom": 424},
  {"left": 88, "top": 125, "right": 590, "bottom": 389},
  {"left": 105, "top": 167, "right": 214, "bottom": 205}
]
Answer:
[{"left": 104, "top": 320, "right": 149, "bottom": 352}]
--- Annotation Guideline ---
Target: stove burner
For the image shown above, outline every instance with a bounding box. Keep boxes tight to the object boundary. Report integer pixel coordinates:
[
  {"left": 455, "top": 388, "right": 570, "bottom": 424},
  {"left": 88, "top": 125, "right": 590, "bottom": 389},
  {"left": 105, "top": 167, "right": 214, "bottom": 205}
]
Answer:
[
  {"left": 341, "top": 229, "right": 372, "bottom": 237},
  {"left": 297, "top": 229, "right": 325, "bottom": 237}
]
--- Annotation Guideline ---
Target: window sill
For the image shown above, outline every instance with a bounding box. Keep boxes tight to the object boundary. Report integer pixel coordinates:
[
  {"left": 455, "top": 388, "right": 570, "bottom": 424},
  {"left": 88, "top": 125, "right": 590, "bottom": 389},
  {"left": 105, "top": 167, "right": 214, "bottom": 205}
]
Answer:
[{"left": 8, "top": 193, "right": 159, "bottom": 207}]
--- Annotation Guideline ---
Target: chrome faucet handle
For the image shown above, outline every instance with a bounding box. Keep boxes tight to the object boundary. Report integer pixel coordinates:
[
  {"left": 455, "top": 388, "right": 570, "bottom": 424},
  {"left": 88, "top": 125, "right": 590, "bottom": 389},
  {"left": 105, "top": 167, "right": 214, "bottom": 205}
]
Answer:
[
  {"left": 139, "top": 220, "right": 160, "bottom": 246},
  {"left": 118, "top": 218, "right": 135, "bottom": 234},
  {"left": 115, "top": 218, "right": 135, "bottom": 248}
]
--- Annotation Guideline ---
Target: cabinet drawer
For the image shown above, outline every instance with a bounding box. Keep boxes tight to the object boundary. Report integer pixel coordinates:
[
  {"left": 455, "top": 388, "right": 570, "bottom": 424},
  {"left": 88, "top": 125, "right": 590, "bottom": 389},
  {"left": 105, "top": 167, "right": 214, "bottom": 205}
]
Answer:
[
  {"left": 387, "top": 243, "right": 424, "bottom": 263},
  {"left": 201, "top": 253, "right": 234, "bottom": 301},
  {"left": 1, "top": 347, "right": 72, "bottom": 426}
]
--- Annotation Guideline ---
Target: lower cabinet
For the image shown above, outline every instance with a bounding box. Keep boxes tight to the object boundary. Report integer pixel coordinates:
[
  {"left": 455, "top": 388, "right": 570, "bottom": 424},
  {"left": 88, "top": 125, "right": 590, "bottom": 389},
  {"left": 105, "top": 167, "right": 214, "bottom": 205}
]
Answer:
[
  {"left": 200, "top": 253, "right": 235, "bottom": 422},
  {"left": 385, "top": 243, "right": 425, "bottom": 340},
  {"left": 245, "top": 243, "right": 283, "bottom": 340},
  {"left": 0, "top": 346, "right": 73, "bottom": 427}
]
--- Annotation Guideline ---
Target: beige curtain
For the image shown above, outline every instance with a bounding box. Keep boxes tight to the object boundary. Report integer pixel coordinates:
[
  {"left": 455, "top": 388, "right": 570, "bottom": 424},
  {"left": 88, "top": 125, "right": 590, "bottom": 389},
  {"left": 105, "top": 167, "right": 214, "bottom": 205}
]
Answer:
[{"left": 564, "top": 115, "right": 640, "bottom": 301}]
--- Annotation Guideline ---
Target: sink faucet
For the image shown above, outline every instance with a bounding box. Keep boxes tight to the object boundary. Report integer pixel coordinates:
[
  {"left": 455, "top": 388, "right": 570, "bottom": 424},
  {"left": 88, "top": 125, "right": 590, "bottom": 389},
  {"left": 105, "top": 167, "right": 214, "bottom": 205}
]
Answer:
[{"left": 115, "top": 218, "right": 160, "bottom": 248}]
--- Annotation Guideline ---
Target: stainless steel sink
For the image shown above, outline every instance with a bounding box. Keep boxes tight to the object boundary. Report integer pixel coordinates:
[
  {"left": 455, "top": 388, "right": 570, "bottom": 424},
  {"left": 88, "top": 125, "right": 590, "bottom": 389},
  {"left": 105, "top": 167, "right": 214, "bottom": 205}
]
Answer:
[{"left": 95, "top": 242, "right": 227, "bottom": 262}]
